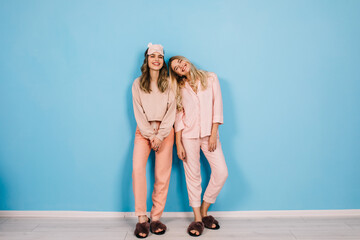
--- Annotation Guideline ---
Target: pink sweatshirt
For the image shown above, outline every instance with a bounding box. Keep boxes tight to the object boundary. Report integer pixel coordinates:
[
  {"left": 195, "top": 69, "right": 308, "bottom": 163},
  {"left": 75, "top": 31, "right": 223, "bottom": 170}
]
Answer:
[
  {"left": 175, "top": 72, "right": 223, "bottom": 138},
  {"left": 132, "top": 77, "right": 176, "bottom": 141}
]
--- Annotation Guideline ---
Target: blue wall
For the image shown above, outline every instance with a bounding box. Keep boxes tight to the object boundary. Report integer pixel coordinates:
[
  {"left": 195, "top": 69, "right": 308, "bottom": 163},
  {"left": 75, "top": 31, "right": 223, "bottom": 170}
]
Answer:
[{"left": 1, "top": 0, "right": 359, "bottom": 212}]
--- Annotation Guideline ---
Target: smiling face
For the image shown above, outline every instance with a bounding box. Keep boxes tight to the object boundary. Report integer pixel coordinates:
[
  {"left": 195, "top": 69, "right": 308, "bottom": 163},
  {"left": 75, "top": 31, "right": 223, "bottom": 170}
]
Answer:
[
  {"left": 147, "top": 52, "right": 164, "bottom": 71},
  {"left": 170, "top": 58, "right": 191, "bottom": 76}
]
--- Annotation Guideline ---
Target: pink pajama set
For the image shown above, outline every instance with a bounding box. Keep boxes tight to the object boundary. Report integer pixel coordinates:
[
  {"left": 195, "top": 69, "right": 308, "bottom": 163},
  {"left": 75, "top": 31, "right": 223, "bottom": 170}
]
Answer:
[
  {"left": 175, "top": 72, "right": 228, "bottom": 208},
  {"left": 132, "top": 78, "right": 176, "bottom": 220}
]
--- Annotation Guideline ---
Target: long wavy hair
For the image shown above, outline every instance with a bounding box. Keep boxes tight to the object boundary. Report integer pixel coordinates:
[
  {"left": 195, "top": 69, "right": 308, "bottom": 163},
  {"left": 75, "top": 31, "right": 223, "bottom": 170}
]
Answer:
[
  {"left": 139, "top": 49, "right": 168, "bottom": 93},
  {"left": 168, "top": 56, "right": 208, "bottom": 111}
]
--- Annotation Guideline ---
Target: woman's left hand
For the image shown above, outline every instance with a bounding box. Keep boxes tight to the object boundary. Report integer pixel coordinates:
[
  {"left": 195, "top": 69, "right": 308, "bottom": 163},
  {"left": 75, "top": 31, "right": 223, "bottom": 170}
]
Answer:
[{"left": 208, "top": 134, "right": 217, "bottom": 152}]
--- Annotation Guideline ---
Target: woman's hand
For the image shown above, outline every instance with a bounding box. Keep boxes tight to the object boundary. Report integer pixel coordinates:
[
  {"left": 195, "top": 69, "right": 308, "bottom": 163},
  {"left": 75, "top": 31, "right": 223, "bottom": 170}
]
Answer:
[
  {"left": 208, "top": 123, "right": 219, "bottom": 152},
  {"left": 151, "top": 137, "right": 162, "bottom": 152},
  {"left": 176, "top": 143, "right": 187, "bottom": 162},
  {"left": 208, "top": 134, "right": 217, "bottom": 152}
]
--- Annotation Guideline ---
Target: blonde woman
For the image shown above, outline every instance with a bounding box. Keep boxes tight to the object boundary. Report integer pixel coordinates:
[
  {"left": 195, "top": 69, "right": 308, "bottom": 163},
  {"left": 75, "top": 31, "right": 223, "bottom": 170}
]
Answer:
[
  {"left": 169, "top": 56, "right": 228, "bottom": 237},
  {"left": 132, "top": 43, "right": 175, "bottom": 238}
]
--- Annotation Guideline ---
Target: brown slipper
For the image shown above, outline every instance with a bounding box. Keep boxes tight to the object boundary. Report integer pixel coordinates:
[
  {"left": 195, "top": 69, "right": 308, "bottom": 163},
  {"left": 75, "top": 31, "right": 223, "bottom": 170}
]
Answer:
[
  {"left": 150, "top": 220, "right": 167, "bottom": 235},
  {"left": 134, "top": 219, "right": 150, "bottom": 238},
  {"left": 202, "top": 215, "right": 220, "bottom": 230},
  {"left": 187, "top": 221, "right": 204, "bottom": 237}
]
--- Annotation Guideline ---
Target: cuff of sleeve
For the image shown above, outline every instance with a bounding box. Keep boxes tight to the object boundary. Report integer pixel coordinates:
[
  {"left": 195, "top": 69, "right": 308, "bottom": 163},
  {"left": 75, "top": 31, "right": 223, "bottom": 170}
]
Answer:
[
  {"left": 149, "top": 134, "right": 156, "bottom": 141},
  {"left": 213, "top": 116, "right": 223, "bottom": 124},
  {"left": 175, "top": 122, "right": 185, "bottom": 132},
  {"left": 155, "top": 134, "right": 164, "bottom": 141}
]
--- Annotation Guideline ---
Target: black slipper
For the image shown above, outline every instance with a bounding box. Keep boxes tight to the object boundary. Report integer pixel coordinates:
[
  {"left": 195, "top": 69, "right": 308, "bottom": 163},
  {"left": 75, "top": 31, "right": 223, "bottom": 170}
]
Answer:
[
  {"left": 202, "top": 215, "right": 220, "bottom": 230},
  {"left": 150, "top": 220, "right": 167, "bottom": 235},
  {"left": 187, "top": 221, "right": 204, "bottom": 237},
  {"left": 134, "top": 218, "right": 150, "bottom": 238}
]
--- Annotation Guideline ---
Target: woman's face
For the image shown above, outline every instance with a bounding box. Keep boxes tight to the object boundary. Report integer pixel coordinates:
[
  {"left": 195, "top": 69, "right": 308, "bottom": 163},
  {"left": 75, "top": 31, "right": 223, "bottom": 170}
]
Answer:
[
  {"left": 171, "top": 58, "right": 190, "bottom": 76},
  {"left": 147, "top": 52, "right": 164, "bottom": 71}
]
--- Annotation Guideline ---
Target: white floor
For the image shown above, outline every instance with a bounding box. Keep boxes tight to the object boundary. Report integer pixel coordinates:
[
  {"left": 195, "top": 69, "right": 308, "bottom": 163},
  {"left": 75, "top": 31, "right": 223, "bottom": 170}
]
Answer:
[{"left": 1, "top": 216, "right": 360, "bottom": 239}]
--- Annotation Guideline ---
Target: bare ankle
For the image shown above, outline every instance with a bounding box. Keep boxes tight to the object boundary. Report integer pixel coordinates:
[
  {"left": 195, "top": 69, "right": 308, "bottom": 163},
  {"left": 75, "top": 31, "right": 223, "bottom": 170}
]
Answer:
[
  {"left": 200, "top": 207, "right": 206, "bottom": 217},
  {"left": 200, "top": 201, "right": 211, "bottom": 217},
  {"left": 194, "top": 213, "right": 202, "bottom": 222}
]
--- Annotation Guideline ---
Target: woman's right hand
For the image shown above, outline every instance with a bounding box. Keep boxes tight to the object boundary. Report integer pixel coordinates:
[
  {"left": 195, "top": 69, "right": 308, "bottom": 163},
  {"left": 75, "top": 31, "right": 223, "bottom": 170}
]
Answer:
[{"left": 176, "top": 143, "right": 186, "bottom": 162}]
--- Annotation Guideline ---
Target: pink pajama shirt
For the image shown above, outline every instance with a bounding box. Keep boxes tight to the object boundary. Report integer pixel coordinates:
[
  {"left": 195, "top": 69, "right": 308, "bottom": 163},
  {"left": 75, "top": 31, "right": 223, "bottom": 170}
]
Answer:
[{"left": 175, "top": 72, "right": 228, "bottom": 207}]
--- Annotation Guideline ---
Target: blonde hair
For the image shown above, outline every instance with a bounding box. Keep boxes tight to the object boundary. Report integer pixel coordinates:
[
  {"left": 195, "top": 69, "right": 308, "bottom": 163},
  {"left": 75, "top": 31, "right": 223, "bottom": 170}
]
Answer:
[
  {"left": 139, "top": 49, "right": 168, "bottom": 93},
  {"left": 168, "top": 56, "right": 208, "bottom": 111}
]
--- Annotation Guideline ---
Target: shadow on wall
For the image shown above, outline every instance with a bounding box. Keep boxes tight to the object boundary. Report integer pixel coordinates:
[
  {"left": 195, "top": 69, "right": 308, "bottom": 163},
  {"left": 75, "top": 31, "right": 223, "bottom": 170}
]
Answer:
[
  {"left": 118, "top": 50, "right": 145, "bottom": 213},
  {"left": 217, "top": 77, "right": 248, "bottom": 210},
  {"left": 182, "top": 76, "right": 248, "bottom": 212},
  {"left": 170, "top": 145, "right": 189, "bottom": 212},
  {"left": 0, "top": 166, "right": 8, "bottom": 210}
]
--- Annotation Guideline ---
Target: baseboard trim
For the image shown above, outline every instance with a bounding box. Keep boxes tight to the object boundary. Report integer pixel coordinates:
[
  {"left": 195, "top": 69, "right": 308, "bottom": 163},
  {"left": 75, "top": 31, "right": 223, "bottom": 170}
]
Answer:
[{"left": 0, "top": 209, "right": 359, "bottom": 218}]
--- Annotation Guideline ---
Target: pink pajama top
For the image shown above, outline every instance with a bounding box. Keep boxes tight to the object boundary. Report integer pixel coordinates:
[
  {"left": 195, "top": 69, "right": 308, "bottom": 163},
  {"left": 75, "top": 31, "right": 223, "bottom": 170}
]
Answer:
[
  {"left": 175, "top": 72, "right": 223, "bottom": 139},
  {"left": 132, "top": 78, "right": 176, "bottom": 141}
]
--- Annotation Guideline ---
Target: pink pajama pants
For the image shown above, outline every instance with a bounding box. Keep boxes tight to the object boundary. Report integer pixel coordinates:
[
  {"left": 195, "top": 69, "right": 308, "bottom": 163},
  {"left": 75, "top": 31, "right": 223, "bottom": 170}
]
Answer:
[
  {"left": 132, "top": 127, "right": 174, "bottom": 220},
  {"left": 182, "top": 137, "right": 228, "bottom": 207}
]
